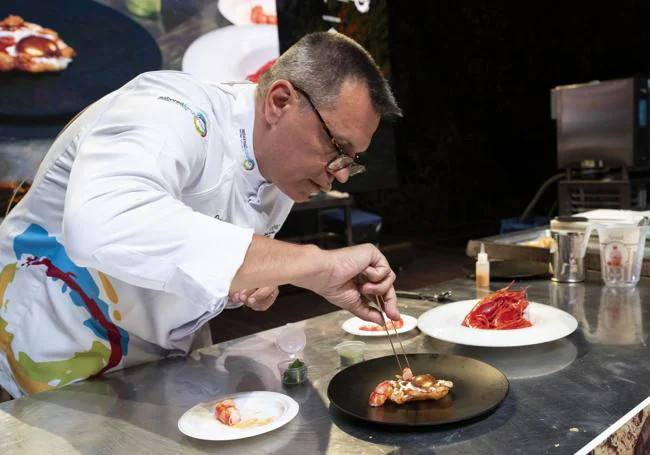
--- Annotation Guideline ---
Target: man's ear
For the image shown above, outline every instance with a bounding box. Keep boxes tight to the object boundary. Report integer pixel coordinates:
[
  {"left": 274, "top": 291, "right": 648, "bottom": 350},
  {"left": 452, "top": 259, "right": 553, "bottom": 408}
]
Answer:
[{"left": 265, "top": 80, "right": 295, "bottom": 126}]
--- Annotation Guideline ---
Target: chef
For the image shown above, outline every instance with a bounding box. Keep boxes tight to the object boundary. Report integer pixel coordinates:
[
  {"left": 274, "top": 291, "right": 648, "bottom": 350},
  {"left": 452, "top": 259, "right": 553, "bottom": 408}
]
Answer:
[{"left": 0, "top": 31, "right": 402, "bottom": 398}]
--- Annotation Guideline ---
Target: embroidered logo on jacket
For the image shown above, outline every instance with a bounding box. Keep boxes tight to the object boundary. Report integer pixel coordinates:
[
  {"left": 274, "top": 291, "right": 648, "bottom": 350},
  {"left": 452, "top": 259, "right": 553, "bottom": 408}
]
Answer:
[
  {"left": 239, "top": 128, "right": 255, "bottom": 170},
  {"left": 193, "top": 112, "right": 207, "bottom": 137},
  {"left": 157, "top": 96, "right": 208, "bottom": 138}
]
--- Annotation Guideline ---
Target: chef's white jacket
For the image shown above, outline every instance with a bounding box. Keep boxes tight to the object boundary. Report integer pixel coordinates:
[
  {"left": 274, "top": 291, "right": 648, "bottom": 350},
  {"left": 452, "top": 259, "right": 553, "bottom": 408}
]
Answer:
[{"left": 0, "top": 71, "right": 294, "bottom": 397}]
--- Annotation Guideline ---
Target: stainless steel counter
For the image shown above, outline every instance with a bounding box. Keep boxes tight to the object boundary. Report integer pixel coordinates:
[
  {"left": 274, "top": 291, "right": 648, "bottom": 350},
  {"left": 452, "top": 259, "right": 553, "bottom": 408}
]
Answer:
[{"left": 2, "top": 273, "right": 650, "bottom": 454}]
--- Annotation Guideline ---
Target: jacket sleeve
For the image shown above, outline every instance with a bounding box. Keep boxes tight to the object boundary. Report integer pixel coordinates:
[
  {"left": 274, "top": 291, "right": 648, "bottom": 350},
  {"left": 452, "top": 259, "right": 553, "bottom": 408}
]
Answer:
[{"left": 62, "top": 90, "right": 253, "bottom": 310}]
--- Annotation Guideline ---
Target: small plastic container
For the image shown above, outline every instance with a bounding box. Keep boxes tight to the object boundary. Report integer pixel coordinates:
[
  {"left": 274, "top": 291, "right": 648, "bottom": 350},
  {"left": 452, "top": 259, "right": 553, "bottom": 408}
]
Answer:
[
  {"left": 278, "top": 359, "right": 308, "bottom": 385},
  {"left": 334, "top": 341, "right": 366, "bottom": 367},
  {"left": 275, "top": 323, "right": 306, "bottom": 359}
]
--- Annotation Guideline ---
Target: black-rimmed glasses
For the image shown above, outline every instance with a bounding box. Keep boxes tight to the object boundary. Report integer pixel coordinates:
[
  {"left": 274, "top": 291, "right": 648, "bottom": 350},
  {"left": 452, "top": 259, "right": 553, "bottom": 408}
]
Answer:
[{"left": 292, "top": 85, "right": 366, "bottom": 177}]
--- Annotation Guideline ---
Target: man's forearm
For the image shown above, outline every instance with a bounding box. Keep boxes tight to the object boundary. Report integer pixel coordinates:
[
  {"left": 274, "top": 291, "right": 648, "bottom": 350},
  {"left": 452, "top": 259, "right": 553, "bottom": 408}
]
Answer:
[{"left": 230, "top": 235, "right": 328, "bottom": 292}]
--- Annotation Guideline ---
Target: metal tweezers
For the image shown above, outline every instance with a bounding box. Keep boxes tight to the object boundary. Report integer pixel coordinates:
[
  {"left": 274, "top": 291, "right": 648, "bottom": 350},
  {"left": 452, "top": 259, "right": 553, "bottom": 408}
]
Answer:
[{"left": 374, "top": 294, "right": 411, "bottom": 373}]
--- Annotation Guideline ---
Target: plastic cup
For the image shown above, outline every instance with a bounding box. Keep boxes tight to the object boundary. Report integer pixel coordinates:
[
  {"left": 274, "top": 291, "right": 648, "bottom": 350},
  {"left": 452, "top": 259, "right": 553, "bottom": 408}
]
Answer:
[
  {"left": 334, "top": 341, "right": 366, "bottom": 367},
  {"left": 275, "top": 323, "right": 306, "bottom": 359},
  {"left": 278, "top": 359, "right": 308, "bottom": 385}
]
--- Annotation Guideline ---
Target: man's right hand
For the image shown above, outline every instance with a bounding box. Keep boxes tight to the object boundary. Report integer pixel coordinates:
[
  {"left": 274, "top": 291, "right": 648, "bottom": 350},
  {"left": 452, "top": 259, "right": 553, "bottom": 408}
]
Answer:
[
  {"left": 301, "top": 243, "right": 399, "bottom": 326},
  {"left": 230, "top": 236, "right": 400, "bottom": 326}
]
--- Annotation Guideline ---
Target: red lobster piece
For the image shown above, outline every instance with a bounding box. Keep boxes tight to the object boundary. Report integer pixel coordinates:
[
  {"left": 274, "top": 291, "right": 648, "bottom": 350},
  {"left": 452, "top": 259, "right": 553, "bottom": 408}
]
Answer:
[
  {"left": 462, "top": 282, "right": 533, "bottom": 329},
  {"left": 215, "top": 399, "right": 241, "bottom": 426}
]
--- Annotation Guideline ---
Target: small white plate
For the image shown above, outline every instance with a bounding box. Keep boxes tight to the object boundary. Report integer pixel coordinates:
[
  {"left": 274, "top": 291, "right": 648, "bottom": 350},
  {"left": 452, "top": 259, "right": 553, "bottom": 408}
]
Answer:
[
  {"left": 182, "top": 25, "right": 279, "bottom": 83},
  {"left": 341, "top": 314, "right": 418, "bottom": 337},
  {"left": 218, "top": 0, "right": 277, "bottom": 26},
  {"left": 417, "top": 300, "right": 578, "bottom": 347},
  {"left": 178, "top": 391, "right": 299, "bottom": 441}
]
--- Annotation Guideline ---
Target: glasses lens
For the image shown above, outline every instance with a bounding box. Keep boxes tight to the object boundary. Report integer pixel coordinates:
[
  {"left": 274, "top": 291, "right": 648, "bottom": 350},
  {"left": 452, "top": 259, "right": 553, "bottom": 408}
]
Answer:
[
  {"left": 326, "top": 156, "right": 367, "bottom": 176},
  {"left": 327, "top": 155, "right": 354, "bottom": 172},
  {"left": 349, "top": 164, "right": 366, "bottom": 176}
]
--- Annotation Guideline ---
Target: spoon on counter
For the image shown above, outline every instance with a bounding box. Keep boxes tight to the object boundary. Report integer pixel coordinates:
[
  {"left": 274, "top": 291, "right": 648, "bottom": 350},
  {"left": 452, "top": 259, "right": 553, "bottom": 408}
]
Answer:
[{"left": 396, "top": 290, "right": 453, "bottom": 302}]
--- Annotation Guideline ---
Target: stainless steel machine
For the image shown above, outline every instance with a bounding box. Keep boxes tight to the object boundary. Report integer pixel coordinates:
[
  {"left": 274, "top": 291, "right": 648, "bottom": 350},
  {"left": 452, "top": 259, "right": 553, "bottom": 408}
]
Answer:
[{"left": 552, "top": 77, "right": 650, "bottom": 214}]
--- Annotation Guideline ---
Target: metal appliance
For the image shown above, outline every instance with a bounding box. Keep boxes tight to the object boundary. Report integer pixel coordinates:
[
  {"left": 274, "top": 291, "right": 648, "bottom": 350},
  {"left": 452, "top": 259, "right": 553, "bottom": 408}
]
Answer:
[{"left": 551, "top": 77, "right": 650, "bottom": 214}]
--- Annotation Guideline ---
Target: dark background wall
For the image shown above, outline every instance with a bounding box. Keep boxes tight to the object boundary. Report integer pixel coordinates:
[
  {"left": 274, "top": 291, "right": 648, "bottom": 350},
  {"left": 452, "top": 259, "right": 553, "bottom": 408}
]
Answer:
[{"left": 350, "top": 2, "right": 650, "bottom": 244}]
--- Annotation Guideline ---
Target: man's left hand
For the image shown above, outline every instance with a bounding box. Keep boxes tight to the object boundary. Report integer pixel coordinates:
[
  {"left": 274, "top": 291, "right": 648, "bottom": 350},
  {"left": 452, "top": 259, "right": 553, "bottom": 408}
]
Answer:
[{"left": 230, "top": 286, "right": 280, "bottom": 311}]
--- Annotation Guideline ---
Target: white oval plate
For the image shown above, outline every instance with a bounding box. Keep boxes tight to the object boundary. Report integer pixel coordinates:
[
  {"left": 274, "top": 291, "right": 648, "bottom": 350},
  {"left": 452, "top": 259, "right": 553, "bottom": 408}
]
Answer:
[
  {"left": 417, "top": 300, "right": 578, "bottom": 347},
  {"left": 182, "top": 25, "right": 279, "bottom": 84},
  {"left": 178, "top": 391, "right": 299, "bottom": 441},
  {"left": 341, "top": 314, "right": 418, "bottom": 337},
  {"left": 218, "top": 0, "right": 277, "bottom": 26}
]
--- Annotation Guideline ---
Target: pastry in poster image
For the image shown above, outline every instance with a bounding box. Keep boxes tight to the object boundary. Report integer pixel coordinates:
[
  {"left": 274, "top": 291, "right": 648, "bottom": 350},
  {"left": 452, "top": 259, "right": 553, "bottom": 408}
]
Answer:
[{"left": 0, "top": 15, "right": 76, "bottom": 73}]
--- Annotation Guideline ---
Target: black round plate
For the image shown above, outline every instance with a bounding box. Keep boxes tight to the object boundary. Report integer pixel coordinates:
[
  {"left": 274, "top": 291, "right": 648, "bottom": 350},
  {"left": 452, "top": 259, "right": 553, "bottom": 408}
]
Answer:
[
  {"left": 0, "top": 0, "right": 162, "bottom": 118},
  {"left": 327, "top": 353, "right": 509, "bottom": 426}
]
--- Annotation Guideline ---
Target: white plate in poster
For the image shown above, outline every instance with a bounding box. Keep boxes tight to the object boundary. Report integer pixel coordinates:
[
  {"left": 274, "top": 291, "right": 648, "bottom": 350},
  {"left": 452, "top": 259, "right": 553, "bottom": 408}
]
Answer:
[
  {"left": 417, "top": 300, "right": 578, "bottom": 347},
  {"left": 218, "top": 0, "right": 277, "bottom": 25},
  {"left": 341, "top": 314, "right": 418, "bottom": 337},
  {"left": 182, "top": 25, "right": 279, "bottom": 83},
  {"left": 178, "top": 391, "right": 299, "bottom": 441}
]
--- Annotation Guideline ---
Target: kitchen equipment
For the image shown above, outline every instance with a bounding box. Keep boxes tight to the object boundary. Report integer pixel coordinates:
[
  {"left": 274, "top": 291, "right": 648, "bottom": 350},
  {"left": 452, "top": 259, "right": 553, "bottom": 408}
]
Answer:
[
  {"left": 581, "top": 219, "right": 649, "bottom": 287},
  {"left": 550, "top": 216, "right": 589, "bottom": 283},
  {"left": 552, "top": 77, "right": 650, "bottom": 170}
]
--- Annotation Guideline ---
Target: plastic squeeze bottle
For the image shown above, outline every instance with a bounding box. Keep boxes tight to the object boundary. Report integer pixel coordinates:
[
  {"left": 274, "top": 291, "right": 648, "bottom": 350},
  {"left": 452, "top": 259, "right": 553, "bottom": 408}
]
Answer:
[{"left": 475, "top": 243, "right": 490, "bottom": 288}]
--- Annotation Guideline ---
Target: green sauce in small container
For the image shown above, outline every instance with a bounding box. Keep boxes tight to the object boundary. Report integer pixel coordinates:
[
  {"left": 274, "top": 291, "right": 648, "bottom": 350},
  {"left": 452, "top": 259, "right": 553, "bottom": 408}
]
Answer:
[
  {"left": 335, "top": 341, "right": 366, "bottom": 367},
  {"left": 279, "top": 359, "right": 308, "bottom": 385}
]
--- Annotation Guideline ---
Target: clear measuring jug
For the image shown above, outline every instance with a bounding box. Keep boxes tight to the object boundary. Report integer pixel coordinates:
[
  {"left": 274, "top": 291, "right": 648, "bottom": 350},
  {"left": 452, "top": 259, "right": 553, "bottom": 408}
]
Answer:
[{"left": 580, "top": 219, "right": 649, "bottom": 287}]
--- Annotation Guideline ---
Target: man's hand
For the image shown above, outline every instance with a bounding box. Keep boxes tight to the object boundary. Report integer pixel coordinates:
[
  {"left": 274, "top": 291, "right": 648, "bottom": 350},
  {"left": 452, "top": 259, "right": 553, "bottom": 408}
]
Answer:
[
  {"left": 300, "top": 243, "right": 398, "bottom": 326},
  {"left": 230, "top": 286, "right": 280, "bottom": 311},
  {"left": 229, "top": 236, "right": 398, "bottom": 325}
]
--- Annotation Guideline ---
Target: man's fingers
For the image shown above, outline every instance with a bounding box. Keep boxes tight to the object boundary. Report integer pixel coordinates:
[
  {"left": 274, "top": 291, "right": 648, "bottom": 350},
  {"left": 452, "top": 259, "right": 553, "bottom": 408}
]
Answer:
[
  {"left": 362, "top": 265, "right": 391, "bottom": 283},
  {"left": 360, "top": 271, "right": 396, "bottom": 296},
  {"left": 230, "top": 289, "right": 252, "bottom": 304},
  {"left": 348, "top": 296, "right": 385, "bottom": 325},
  {"left": 379, "top": 287, "right": 400, "bottom": 321},
  {"left": 245, "top": 287, "right": 279, "bottom": 311}
]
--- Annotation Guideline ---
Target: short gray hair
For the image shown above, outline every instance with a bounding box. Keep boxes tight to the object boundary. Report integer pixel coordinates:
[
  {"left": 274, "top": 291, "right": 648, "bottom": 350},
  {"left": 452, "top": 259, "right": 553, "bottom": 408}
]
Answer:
[{"left": 257, "top": 31, "right": 402, "bottom": 119}]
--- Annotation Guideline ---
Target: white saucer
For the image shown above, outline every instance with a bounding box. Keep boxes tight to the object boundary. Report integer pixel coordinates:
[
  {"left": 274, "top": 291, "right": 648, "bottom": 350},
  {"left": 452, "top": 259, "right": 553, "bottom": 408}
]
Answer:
[
  {"left": 218, "top": 0, "right": 277, "bottom": 26},
  {"left": 178, "top": 391, "right": 299, "bottom": 441},
  {"left": 417, "top": 300, "right": 578, "bottom": 347},
  {"left": 182, "top": 25, "right": 279, "bottom": 83},
  {"left": 341, "top": 314, "right": 418, "bottom": 337}
]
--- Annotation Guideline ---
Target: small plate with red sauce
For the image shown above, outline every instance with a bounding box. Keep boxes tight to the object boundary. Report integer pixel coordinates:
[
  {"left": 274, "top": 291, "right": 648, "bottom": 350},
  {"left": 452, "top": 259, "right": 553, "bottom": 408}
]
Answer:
[
  {"left": 417, "top": 300, "right": 578, "bottom": 347},
  {"left": 177, "top": 391, "right": 299, "bottom": 441},
  {"left": 342, "top": 314, "right": 418, "bottom": 337}
]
